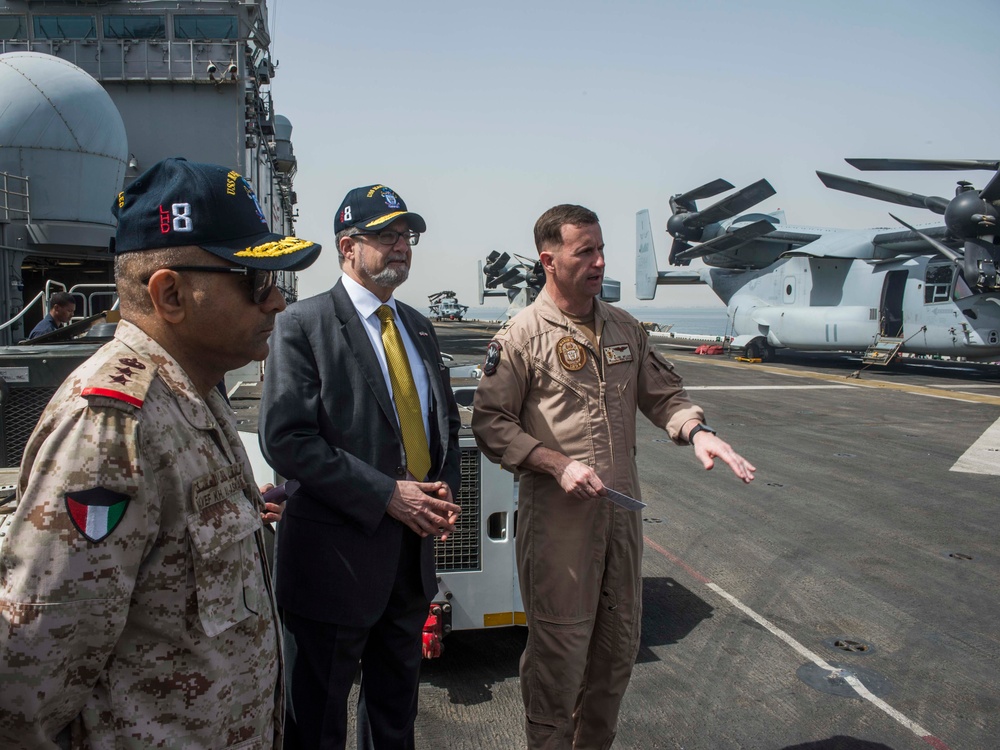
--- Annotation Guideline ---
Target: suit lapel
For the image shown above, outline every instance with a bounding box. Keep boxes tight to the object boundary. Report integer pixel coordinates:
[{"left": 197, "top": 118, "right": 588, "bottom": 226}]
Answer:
[{"left": 331, "top": 281, "right": 400, "bottom": 441}]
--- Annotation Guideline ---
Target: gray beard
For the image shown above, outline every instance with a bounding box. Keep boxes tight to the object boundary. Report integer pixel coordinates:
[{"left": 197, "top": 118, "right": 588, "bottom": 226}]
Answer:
[{"left": 362, "top": 255, "right": 409, "bottom": 288}]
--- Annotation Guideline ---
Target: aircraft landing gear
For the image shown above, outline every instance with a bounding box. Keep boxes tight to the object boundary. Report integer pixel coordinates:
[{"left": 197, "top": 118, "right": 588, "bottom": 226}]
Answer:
[{"left": 745, "top": 338, "right": 774, "bottom": 361}]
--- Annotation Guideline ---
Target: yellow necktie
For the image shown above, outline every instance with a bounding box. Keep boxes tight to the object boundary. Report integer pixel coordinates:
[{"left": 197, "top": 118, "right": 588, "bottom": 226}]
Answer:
[{"left": 376, "top": 305, "right": 432, "bottom": 481}]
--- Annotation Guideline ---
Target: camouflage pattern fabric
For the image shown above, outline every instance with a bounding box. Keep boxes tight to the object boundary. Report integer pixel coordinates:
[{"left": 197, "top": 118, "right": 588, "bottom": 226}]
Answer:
[{"left": 0, "top": 321, "right": 282, "bottom": 749}]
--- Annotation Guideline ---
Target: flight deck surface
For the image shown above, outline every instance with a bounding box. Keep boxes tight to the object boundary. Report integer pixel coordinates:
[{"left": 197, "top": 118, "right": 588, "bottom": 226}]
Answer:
[{"left": 409, "top": 321, "right": 1000, "bottom": 750}]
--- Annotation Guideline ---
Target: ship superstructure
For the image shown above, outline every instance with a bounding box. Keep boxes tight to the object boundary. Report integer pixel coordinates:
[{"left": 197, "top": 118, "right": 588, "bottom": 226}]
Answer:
[{"left": 0, "top": 0, "right": 301, "bottom": 343}]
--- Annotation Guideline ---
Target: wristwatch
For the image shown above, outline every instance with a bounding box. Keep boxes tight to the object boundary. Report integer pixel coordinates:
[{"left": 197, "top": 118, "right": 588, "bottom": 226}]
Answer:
[{"left": 687, "top": 423, "right": 717, "bottom": 444}]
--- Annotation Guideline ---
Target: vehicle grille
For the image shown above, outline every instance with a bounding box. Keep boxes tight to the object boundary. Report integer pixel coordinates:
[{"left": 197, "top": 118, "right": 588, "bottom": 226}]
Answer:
[
  {"left": 1, "top": 387, "right": 57, "bottom": 467},
  {"left": 434, "top": 447, "right": 481, "bottom": 572}
]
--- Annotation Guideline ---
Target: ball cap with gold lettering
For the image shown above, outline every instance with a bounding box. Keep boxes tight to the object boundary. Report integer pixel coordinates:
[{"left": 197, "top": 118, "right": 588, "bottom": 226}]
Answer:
[
  {"left": 111, "top": 157, "right": 321, "bottom": 271},
  {"left": 334, "top": 184, "right": 426, "bottom": 234}
]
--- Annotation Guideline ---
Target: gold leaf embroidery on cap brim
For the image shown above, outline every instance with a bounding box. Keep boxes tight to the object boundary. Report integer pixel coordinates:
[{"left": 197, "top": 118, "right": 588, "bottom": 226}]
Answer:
[
  {"left": 236, "top": 238, "right": 314, "bottom": 258},
  {"left": 364, "top": 211, "right": 406, "bottom": 228}
]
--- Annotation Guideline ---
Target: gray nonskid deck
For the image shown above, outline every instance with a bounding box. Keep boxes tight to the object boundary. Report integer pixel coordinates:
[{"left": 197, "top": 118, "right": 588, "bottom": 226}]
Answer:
[{"left": 408, "top": 322, "right": 999, "bottom": 749}]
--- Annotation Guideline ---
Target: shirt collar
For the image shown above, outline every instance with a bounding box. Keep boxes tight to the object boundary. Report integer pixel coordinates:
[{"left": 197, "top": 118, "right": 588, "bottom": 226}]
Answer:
[{"left": 341, "top": 273, "right": 397, "bottom": 321}]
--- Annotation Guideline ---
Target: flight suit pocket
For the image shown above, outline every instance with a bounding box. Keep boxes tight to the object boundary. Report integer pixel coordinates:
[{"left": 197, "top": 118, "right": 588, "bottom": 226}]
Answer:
[{"left": 187, "top": 465, "right": 262, "bottom": 637}]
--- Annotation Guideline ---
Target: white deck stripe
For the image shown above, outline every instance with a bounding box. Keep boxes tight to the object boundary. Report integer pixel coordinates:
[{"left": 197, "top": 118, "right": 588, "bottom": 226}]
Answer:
[
  {"left": 950, "top": 415, "right": 1000, "bottom": 476},
  {"left": 706, "top": 582, "right": 936, "bottom": 743}
]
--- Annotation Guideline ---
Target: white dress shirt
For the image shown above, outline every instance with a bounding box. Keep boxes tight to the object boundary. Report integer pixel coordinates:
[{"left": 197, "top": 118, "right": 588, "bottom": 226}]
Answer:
[{"left": 341, "top": 274, "right": 431, "bottom": 443}]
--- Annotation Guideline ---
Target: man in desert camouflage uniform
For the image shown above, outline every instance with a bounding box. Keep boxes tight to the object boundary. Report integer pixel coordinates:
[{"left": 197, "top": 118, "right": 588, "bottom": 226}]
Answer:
[{"left": 0, "top": 157, "right": 320, "bottom": 749}]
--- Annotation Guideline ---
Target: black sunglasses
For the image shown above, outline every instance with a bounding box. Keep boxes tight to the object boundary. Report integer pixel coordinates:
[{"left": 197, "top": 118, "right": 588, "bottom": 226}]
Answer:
[{"left": 143, "top": 265, "right": 277, "bottom": 305}]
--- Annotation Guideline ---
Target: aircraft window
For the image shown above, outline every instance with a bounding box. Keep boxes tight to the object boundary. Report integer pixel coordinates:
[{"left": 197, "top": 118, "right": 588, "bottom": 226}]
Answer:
[
  {"left": 33, "top": 15, "right": 97, "bottom": 40},
  {"left": 954, "top": 273, "right": 974, "bottom": 300},
  {"left": 924, "top": 264, "right": 952, "bottom": 304},
  {"left": 104, "top": 15, "right": 166, "bottom": 40},
  {"left": 0, "top": 15, "right": 27, "bottom": 40},
  {"left": 173, "top": 15, "right": 238, "bottom": 40}
]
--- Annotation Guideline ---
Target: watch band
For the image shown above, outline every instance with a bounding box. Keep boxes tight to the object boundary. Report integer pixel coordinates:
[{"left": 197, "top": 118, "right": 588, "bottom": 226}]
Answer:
[{"left": 687, "top": 423, "right": 717, "bottom": 444}]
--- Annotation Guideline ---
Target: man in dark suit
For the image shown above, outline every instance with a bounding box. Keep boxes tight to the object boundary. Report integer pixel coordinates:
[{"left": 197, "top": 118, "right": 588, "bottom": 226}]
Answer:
[{"left": 259, "top": 184, "right": 462, "bottom": 750}]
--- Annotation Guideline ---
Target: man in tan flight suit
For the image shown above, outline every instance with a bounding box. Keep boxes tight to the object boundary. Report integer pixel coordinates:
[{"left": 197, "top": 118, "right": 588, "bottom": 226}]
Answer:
[
  {"left": 0, "top": 157, "right": 320, "bottom": 749},
  {"left": 472, "top": 204, "right": 756, "bottom": 749}
]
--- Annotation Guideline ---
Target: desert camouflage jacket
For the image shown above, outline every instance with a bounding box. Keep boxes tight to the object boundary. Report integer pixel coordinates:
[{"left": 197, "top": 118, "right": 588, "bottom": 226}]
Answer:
[{"left": 0, "top": 321, "right": 282, "bottom": 749}]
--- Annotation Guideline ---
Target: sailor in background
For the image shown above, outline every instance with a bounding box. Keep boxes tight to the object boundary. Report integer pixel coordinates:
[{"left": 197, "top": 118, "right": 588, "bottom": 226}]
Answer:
[
  {"left": 27, "top": 291, "right": 76, "bottom": 339},
  {"left": 472, "top": 204, "right": 756, "bottom": 750},
  {"left": 0, "top": 157, "right": 320, "bottom": 749}
]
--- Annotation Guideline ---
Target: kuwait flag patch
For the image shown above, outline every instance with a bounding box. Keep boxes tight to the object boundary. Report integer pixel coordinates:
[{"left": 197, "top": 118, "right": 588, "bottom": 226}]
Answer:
[{"left": 65, "top": 487, "right": 131, "bottom": 543}]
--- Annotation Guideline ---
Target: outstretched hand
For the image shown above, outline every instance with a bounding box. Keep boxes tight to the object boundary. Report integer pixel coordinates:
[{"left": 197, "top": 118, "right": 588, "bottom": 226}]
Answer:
[
  {"left": 691, "top": 432, "right": 756, "bottom": 483},
  {"left": 387, "top": 480, "right": 462, "bottom": 539}
]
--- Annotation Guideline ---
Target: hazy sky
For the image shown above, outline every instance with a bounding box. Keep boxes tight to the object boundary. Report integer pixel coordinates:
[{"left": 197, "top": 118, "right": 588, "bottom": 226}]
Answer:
[{"left": 265, "top": 0, "right": 1000, "bottom": 311}]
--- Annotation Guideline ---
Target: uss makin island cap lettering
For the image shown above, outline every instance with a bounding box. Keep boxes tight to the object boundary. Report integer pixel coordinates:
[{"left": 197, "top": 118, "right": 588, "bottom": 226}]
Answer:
[
  {"left": 110, "top": 157, "right": 321, "bottom": 271},
  {"left": 334, "top": 184, "right": 427, "bottom": 234}
]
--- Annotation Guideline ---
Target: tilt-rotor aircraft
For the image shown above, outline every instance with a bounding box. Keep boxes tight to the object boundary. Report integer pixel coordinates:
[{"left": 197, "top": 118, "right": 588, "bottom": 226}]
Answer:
[{"left": 636, "top": 159, "right": 1000, "bottom": 362}]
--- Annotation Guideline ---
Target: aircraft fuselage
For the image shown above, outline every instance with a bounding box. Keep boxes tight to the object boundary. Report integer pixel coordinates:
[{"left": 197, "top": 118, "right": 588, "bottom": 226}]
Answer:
[{"left": 714, "top": 255, "right": 1000, "bottom": 359}]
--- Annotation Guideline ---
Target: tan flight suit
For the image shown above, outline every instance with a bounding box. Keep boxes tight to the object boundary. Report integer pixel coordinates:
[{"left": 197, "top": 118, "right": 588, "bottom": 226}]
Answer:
[
  {"left": 472, "top": 289, "right": 704, "bottom": 750},
  {"left": 0, "top": 321, "right": 282, "bottom": 749}
]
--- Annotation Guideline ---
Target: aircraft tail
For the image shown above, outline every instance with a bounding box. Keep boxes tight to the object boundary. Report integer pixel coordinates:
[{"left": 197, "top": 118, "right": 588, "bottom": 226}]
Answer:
[{"left": 636, "top": 209, "right": 659, "bottom": 300}]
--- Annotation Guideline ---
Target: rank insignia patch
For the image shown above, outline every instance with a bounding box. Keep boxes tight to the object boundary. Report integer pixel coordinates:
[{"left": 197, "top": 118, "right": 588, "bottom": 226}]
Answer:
[
  {"left": 65, "top": 487, "right": 131, "bottom": 543},
  {"left": 483, "top": 341, "right": 502, "bottom": 376},
  {"left": 557, "top": 336, "right": 586, "bottom": 371}
]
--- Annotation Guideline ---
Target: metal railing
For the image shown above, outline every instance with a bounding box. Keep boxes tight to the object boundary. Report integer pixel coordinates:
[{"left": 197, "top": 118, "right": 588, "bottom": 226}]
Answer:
[
  {"left": 0, "top": 172, "right": 30, "bottom": 224},
  {"left": 0, "top": 39, "right": 240, "bottom": 83}
]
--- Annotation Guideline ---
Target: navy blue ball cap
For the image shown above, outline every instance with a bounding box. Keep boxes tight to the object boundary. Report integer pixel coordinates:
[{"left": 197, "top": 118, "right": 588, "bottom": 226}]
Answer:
[
  {"left": 111, "top": 157, "right": 321, "bottom": 271},
  {"left": 334, "top": 184, "right": 426, "bottom": 234}
]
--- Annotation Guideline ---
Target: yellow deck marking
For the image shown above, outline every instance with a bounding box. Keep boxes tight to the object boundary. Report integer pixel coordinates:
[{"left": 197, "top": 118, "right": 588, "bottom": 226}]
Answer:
[{"left": 663, "top": 352, "right": 1000, "bottom": 407}]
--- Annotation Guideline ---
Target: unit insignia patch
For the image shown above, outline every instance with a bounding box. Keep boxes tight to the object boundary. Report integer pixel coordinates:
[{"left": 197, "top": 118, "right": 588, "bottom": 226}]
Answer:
[{"left": 557, "top": 336, "right": 586, "bottom": 371}]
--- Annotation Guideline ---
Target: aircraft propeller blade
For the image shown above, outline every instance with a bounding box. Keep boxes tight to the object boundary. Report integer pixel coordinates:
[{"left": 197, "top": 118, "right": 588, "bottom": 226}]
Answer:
[
  {"left": 818, "top": 172, "right": 950, "bottom": 215},
  {"left": 483, "top": 251, "right": 511, "bottom": 278},
  {"left": 979, "top": 170, "right": 1000, "bottom": 203},
  {"left": 673, "top": 219, "right": 776, "bottom": 262},
  {"left": 494, "top": 267, "right": 525, "bottom": 288},
  {"left": 888, "top": 213, "right": 962, "bottom": 264},
  {"left": 670, "top": 178, "right": 735, "bottom": 214},
  {"left": 668, "top": 238, "right": 692, "bottom": 266},
  {"left": 683, "top": 179, "right": 776, "bottom": 228},
  {"left": 846, "top": 158, "right": 1000, "bottom": 172}
]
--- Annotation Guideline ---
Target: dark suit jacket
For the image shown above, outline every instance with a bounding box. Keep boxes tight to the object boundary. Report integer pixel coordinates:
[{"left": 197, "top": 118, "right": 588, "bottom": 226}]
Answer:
[{"left": 259, "top": 279, "right": 461, "bottom": 628}]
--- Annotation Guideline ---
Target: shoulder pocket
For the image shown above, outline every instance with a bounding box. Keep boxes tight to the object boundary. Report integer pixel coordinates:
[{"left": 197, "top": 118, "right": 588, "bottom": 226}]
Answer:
[{"left": 186, "top": 464, "right": 263, "bottom": 637}]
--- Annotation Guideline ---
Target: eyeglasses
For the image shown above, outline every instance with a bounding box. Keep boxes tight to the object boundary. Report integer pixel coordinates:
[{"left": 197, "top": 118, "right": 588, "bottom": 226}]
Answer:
[
  {"left": 355, "top": 229, "right": 421, "bottom": 247},
  {"left": 144, "top": 265, "right": 277, "bottom": 305}
]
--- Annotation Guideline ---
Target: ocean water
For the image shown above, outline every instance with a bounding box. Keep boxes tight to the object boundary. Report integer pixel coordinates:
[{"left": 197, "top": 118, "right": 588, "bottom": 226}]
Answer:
[{"left": 462, "top": 306, "right": 731, "bottom": 337}]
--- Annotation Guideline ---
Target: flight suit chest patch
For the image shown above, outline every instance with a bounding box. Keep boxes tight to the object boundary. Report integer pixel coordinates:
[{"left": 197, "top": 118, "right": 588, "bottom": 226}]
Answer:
[
  {"left": 483, "top": 341, "right": 502, "bottom": 376},
  {"left": 557, "top": 336, "right": 586, "bottom": 371},
  {"left": 603, "top": 344, "right": 633, "bottom": 365}
]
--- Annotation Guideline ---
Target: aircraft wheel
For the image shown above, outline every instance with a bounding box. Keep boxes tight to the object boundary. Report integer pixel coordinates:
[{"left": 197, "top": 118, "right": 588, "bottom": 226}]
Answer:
[{"left": 745, "top": 338, "right": 768, "bottom": 360}]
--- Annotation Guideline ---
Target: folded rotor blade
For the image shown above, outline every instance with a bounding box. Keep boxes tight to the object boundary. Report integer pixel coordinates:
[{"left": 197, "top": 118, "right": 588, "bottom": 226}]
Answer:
[
  {"left": 484, "top": 251, "right": 511, "bottom": 277},
  {"left": 675, "top": 178, "right": 735, "bottom": 205},
  {"left": 673, "top": 220, "right": 776, "bottom": 262},
  {"left": 979, "top": 171, "right": 1000, "bottom": 203},
  {"left": 493, "top": 267, "right": 524, "bottom": 288},
  {"left": 818, "top": 172, "right": 949, "bottom": 215},
  {"left": 846, "top": 158, "right": 1000, "bottom": 172},
  {"left": 685, "top": 179, "right": 776, "bottom": 227},
  {"left": 668, "top": 238, "right": 692, "bottom": 266},
  {"left": 889, "top": 213, "right": 962, "bottom": 264}
]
